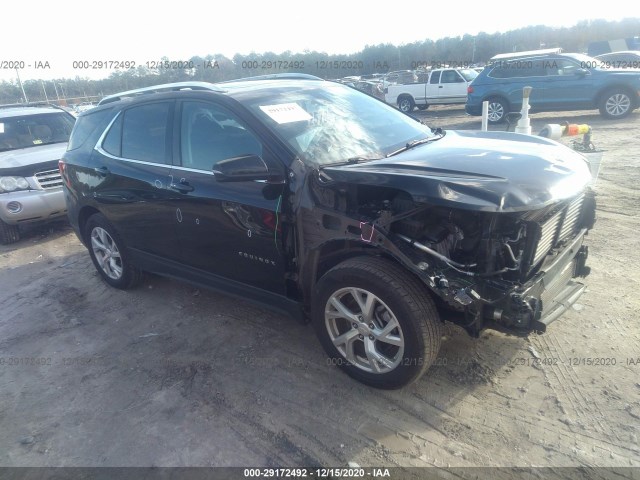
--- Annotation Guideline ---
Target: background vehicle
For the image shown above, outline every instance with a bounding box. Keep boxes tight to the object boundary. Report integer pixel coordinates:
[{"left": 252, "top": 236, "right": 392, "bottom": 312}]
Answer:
[
  {"left": 595, "top": 51, "right": 640, "bottom": 68},
  {"left": 381, "top": 70, "right": 418, "bottom": 89},
  {"left": 353, "top": 80, "right": 385, "bottom": 99},
  {"left": 0, "top": 104, "right": 75, "bottom": 244},
  {"left": 61, "top": 78, "right": 595, "bottom": 389},
  {"left": 385, "top": 68, "right": 478, "bottom": 112},
  {"left": 466, "top": 49, "right": 640, "bottom": 123}
]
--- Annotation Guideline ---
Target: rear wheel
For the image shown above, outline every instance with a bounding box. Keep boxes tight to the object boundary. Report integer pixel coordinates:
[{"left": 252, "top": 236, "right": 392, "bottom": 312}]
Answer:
[
  {"left": 398, "top": 96, "right": 415, "bottom": 113},
  {"left": 487, "top": 97, "right": 508, "bottom": 124},
  {"left": 0, "top": 219, "right": 20, "bottom": 244},
  {"left": 599, "top": 89, "right": 633, "bottom": 119},
  {"left": 84, "top": 213, "right": 143, "bottom": 289},
  {"left": 312, "top": 256, "right": 441, "bottom": 389}
]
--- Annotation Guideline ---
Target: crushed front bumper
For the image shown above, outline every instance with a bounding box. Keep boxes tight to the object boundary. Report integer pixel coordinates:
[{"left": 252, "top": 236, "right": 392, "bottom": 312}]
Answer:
[{"left": 486, "top": 229, "right": 590, "bottom": 334}]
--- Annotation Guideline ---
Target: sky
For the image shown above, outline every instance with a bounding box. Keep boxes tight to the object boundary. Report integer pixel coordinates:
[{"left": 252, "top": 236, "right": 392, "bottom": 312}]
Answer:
[{"left": 0, "top": 0, "right": 632, "bottom": 83}]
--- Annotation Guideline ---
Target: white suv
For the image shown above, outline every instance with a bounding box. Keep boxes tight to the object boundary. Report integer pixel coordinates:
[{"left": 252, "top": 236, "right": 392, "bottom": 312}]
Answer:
[{"left": 0, "top": 104, "right": 75, "bottom": 244}]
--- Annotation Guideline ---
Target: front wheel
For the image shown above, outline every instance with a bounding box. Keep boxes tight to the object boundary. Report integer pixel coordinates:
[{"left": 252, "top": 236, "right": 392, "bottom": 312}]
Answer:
[
  {"left": 0, "top": 219, "right": 20, "bottom": 244},
  {"left": 599, "top": 90, "right": 633, "bottom": 119},
  {"left": 398, "top": 96, "right": 415, "bottom": 113},
  {"left": 312, "top": 256, "right": 442, "bottom": 389},
  {"left": 84, "top": 213, "right": 143, "bottom": 289}
]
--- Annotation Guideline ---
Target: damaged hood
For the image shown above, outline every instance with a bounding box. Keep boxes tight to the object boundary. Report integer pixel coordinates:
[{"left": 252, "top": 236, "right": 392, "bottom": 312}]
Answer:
[
  {"left": 0, "top": 143, "right": 68, "bottom": 177},
  {"left": 321, "top": 130, "right": 593, "bottom": 212}
]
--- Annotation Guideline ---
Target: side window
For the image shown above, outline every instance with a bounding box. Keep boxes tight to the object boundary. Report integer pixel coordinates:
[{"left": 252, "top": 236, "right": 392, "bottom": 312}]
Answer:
[
  {"left": 429, "top": 71, "right": 441, "bottom": 84},
  {"left": 490, "top": 60, "right": 546, "bottom": 78},
  {"left": 180, "top": 101, "right": 262, "bottom": 171},
  {"left": 546, "top": 59, "right": 580, "bottom": 76},
  {"left": 441, "top": 70, "right": 464, "bottom": 83},
  {"left": 120, "top": 102, "right": 172, "bottom": 163}
]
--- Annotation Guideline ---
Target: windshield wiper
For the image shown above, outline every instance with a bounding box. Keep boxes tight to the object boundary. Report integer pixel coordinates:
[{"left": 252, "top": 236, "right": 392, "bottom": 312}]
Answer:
[
  {"left": 319, "top": 156, "right": 381, "bottom": 168},
  {"left": 386, "top": 132, "right": 445, "bottom": 158}
]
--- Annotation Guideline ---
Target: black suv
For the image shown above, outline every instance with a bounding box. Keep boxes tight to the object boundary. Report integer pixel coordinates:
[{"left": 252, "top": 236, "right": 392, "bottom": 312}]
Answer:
[{"left": 61, "top": 76, "right": 595, "bottom": 388}]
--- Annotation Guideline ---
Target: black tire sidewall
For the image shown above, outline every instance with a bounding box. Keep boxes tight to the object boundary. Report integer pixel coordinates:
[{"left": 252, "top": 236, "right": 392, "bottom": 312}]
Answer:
[
  {"left": 0, "top": 219, "right": 20, "bottom": 244},
  {"left": 398, "top": 97, "right": 414, "bottom": 113},
  {"left": 312, "top": 263, "right": 436, "bottom": 389},
  {"left": 84, "top": 214, "right": 139, "bottom": 289}
]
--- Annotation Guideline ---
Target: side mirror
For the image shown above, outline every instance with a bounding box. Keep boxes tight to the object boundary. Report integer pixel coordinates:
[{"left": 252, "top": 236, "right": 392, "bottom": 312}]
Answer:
[
  {"left": 575, "top": 68, "right": 589, "bottom": 77},
  {"left": 213, "top": 154, "right": 284, "bottom": 183}
]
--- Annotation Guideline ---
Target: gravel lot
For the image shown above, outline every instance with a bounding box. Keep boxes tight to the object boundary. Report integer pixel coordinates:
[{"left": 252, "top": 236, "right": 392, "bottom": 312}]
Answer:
[{"left": 1, "top": 106, "right": 639, "bottom": 474}]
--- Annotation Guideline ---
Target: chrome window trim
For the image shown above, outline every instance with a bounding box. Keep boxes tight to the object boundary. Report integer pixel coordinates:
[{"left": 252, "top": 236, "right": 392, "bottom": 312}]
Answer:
[
  {"left": 171, "top": 165, "right": 215, "bottom": 176},
  {"left": 95, "top": 110, "right": 121, "bottom": 149}
]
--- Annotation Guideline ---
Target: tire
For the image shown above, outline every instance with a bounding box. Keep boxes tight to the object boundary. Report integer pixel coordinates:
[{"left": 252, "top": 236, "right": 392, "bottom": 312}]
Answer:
[
  {"left": 417, "top": 104, "right": 429, "bottom": 111},
  {"left": 0, "top": 219, "right": 20, "bottom": 244},
  {"left": 84, "top": 213, "right": 143, "bottom": 289},
  {"left": 599, "top": 89, "right": 634, "bottom": 119},
  {"left": 486, "top": 97, "right": 508, "bottom": 124},
  {"left": 398, "top": 96, "right": 415, "bottom": 113},
  {"left": 312, "top": 256, "right": 442, "bottom": 389}
]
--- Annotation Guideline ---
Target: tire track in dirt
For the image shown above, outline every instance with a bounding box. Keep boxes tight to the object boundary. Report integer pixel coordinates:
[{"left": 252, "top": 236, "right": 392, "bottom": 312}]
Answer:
[{"left": 532, "top": 332, "right": 630, "bottom": 448}]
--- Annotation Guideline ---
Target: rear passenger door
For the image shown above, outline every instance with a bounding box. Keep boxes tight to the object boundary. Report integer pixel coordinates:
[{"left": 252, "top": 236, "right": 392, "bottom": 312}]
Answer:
[
  {"left": 488, "top": 60, "right": 547, "bottom": 110},
  {"left": 541, "top": 58, "right": 595, "bottom": 109},
  {"left": 170, "top": 100, "right": 287, "bottom": 294},
  {"left": 93, "top": 101, "right": 181, "bottom": 260}
]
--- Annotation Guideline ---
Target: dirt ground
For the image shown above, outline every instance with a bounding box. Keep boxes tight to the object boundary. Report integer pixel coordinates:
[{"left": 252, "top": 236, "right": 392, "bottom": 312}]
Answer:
[{"left": 1, "top": 105, "right": 639, "bottom": 475}]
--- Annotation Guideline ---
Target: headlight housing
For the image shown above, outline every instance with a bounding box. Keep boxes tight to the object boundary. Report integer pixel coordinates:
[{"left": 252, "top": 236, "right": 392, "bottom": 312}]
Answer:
[{"left": 0, "top": 176, "right": 30, "bottom": 193}]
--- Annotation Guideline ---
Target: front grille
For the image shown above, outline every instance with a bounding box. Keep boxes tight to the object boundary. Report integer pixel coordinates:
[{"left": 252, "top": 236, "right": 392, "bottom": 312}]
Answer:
[
  {"left": 558, "top": 195, "right": 584, "bottom": 241},
  {"left": 35, "top": 169, "right": 63, "bottom": 189},
  {"left": 529, "top": 193, "right": 586, "bottom": 268},
  {"left": 533, "top": 209, "right": 563, "bottom": 265}
]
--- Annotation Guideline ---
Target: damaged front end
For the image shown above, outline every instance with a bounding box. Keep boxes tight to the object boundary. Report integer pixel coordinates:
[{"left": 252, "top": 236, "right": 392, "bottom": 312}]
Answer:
[
  {"left": 303, "top": 131, "right": 597, "bottom": 336},
  {"left": 389, "top": 190, "right": 595, "bottom": 335}
]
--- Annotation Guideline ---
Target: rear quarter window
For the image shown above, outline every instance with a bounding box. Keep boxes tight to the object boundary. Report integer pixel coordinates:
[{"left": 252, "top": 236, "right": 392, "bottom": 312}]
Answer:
[{"left": 68, "top": 108, "right": 113, "bottom": 151}]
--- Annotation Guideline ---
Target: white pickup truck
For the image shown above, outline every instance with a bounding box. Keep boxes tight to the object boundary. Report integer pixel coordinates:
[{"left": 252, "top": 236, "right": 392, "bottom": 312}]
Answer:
[{"left": 385, "top": 68, "right": 479, "bottom": 112}]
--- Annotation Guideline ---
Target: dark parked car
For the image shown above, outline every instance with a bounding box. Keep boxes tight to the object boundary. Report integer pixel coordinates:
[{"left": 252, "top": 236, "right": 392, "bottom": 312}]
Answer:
[
  {"left": 0, "top": 104, "right": 76, "bottom": 243},
  {"left": 466, "top": 49, "right": 640, "bottom": 123},
  {"left": 595, "top": 51, "right": 640, "bottom": 69},
  {"left": 61, "top": 76, "right": 595, "bottom": 388}
]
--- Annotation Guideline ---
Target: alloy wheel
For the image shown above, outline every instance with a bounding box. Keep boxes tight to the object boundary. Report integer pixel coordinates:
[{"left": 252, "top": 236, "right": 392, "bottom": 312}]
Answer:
[
  {"left": 605, "top": 93, "right": 631, "bottom": 117},
  {"left": 325, "top": 287, "right": 405, "bottom": 373},
  {"left": 90, "top": 227, "right": 123, "bottom": 280},
  {"left": 488, "top": 101, "right": 505, "bottom": 122}
]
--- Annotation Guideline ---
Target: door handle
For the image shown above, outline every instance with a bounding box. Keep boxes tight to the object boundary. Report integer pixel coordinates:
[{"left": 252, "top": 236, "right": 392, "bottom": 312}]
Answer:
[
  {"left": 94, "top": 166, "right": 109, "bottom": 177},
  {"left": 169, "top": 182, "right": 194, "bottom": 193}
]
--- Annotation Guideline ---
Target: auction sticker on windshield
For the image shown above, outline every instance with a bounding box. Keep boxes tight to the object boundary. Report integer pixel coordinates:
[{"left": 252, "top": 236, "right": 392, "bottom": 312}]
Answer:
[{"left": 259, "top": 103, "right": 312, "bottom": 124}]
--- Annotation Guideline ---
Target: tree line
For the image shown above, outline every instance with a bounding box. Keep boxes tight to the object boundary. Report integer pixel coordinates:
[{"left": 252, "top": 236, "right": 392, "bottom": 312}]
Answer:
[{"left": 1, "top": 17, "right": 638, "bottom": 105}]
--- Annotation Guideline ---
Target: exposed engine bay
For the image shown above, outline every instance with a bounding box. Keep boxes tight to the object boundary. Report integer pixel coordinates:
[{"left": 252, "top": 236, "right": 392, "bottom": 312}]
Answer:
[{"left": 304, "top": 177, "right": 596, "bottom": 336}]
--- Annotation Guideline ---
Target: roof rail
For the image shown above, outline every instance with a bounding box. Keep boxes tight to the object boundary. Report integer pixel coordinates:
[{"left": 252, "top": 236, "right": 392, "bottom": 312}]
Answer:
[
  {"left": 0, "top": 101, "right": 70, "bottom": 112},
  {"left": 490, "top": 48, "right": 563, "bottom": 61},
  {"left": 217, "top": 73, "right": 323, "bottom": 83},
  {"left": 98, "top": 81, "right": 224, "bottom": 105}
]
